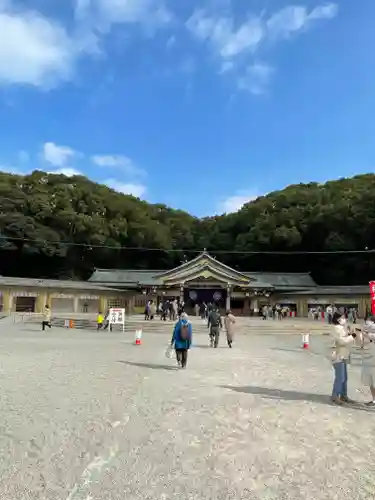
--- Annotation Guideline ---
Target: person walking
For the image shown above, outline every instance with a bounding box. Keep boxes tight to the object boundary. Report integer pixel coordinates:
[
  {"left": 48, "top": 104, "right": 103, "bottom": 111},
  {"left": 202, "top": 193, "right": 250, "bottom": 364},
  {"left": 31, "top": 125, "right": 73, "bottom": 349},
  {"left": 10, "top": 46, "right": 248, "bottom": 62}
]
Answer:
[
  {"left": 42, "top": 304, "right": 52, "bottom": 331},
  {"left": 224, "top": 310, "right": 236, "bottom": 348},
  {"left": 97, "top": 311, "right": 104, "bottom": 330},
  {"left": 171, "top": 313, "right": 192, "bottom": 369},
  {"left": 330, "top": 311, "right": 356, "bottom": 405},
  {"left": 208, "top": 305, "right": 222, "bottom": 348}
]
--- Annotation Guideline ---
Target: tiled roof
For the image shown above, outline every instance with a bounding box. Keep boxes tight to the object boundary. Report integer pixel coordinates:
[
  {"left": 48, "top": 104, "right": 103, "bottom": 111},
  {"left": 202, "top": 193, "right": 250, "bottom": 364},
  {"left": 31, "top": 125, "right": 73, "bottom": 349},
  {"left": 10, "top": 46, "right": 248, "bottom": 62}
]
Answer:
[
  {"left": 89, "top": 269, "right": 162, "bottom": 286},
  {"left": 283, "top": 286, "right": 369, "bottom": 295},
  {"left": 89, "top": 268, "right": 316, "bottom": 290},
  {"left": 243, "top": 272, "right": 317, "bottom": 288},
  {"left": 0, "top": 276, "right": 121, "bottom": 291}
]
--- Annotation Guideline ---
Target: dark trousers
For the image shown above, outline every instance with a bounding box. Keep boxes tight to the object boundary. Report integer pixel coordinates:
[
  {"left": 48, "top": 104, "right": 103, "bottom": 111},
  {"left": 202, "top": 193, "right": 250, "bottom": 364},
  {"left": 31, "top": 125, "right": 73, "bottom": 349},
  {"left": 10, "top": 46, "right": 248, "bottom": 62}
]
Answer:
[
  {"left": 42, "top": 321, "right": 51, "bottom": 331},
  {"left": 175, "top": 348, "right": 188, "bottom": 368},
  {"left": 210, "top": 327, "right": 220, "bottom": 347}
]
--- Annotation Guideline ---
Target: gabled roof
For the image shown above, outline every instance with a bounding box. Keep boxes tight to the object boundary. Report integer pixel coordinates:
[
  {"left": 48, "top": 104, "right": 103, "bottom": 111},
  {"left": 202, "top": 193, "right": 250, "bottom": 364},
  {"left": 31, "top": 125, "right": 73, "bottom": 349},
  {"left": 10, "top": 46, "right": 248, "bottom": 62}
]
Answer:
[
  {"left": 88, "top": 253, "right": 316, "bottom": 291},
  {"left": 157, "top": 252, "right": 251, "bottom": 283}
]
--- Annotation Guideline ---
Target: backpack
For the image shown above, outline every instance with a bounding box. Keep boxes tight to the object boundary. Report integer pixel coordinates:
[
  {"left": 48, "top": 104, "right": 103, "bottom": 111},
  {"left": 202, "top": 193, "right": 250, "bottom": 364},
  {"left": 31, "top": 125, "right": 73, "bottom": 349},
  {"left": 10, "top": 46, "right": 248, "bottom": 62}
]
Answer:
[
  {"left": 210, "top": 310, "right": 221, "bottom": 327},
  {"left": 180, "top": 323, "right": 189, "bottom": 340}
]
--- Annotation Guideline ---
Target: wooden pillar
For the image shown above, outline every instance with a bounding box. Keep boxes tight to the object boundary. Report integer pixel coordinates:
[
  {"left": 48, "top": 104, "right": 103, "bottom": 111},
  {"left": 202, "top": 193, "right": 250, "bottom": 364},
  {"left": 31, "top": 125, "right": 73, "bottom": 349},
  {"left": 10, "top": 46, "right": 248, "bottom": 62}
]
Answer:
[
  {"left": 36, "top": 293, "right": 47, "bottom": 313},
  {"left": 1, "top": 290, "right": 12, "bottom": 313},
  {"left": 99, "top": 295, "right": 107, "bottom": 313},
  {"left": 226, "top": 285, "right": 231, "bottom": 311},
  {"left": 244, "top": 296, "right": 250, "bottom": 315},
  {"left": 127, "top": 295, "right": 135, "bottom": 314},
  {"left": 297, "top": 298, "right": 308, "bottom": 317}
]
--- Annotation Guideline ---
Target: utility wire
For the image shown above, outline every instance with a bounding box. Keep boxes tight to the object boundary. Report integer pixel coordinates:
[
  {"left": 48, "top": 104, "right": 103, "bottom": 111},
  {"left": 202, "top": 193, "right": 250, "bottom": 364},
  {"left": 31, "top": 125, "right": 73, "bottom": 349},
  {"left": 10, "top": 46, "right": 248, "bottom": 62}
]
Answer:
[{"left": 0, "top": 235, "right": 373, "bottom": 255}]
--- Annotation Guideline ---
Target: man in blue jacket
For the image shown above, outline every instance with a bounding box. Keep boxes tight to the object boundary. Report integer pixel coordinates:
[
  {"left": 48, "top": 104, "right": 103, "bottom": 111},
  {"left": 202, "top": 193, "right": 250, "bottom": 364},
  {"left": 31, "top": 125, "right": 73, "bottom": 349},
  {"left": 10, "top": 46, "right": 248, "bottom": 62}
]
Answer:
[{"left": 171, "top": 314, "right": 192, "bottom": 369}]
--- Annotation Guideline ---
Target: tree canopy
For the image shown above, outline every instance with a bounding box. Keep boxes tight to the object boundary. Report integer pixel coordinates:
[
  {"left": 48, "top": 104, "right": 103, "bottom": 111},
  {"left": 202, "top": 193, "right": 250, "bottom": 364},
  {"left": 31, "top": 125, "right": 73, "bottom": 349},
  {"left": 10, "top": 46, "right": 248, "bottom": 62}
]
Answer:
[{"left": 1, "top": 170, "right": 375, "bottom": 285}]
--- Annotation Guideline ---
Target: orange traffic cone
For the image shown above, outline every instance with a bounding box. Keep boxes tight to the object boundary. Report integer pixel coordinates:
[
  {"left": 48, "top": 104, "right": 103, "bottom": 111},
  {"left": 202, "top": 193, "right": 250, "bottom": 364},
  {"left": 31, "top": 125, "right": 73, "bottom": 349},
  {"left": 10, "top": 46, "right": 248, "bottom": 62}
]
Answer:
[
  {"left": 135, "top": 329, "right": 142, "bottom": 345},
  {"left": 302, "top": 333, "right": 309, "bottom": 349}
]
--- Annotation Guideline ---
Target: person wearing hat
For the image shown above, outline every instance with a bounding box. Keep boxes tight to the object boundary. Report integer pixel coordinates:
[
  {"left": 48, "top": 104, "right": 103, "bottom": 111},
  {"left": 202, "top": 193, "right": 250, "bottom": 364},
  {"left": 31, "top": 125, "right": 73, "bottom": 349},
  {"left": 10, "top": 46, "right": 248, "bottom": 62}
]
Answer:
[
  {"left": 360, "top": 315, "right": 375, "bottom": 406},
  {"left": 171, "top": 313, "right": 192, "bottom": 369}
]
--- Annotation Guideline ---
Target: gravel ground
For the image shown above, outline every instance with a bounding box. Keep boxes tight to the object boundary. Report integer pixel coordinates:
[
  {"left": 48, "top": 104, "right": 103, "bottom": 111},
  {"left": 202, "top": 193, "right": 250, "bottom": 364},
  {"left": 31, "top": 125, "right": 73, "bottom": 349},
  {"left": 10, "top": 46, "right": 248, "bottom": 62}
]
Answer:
[{"left": 0, "top": 322, "right": 374, "bottom": 500}]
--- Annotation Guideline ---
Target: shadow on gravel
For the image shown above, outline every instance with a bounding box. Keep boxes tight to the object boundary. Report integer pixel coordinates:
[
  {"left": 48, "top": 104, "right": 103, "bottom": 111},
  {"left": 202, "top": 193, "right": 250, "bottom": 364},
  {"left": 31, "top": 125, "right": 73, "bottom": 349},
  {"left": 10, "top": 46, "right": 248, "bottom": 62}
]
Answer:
[
  {"left": 219, "top": 385, "right": 374, "bottom": 411},
  {"left": 118, "top": 360, "right": 177, "bottom": 371},
  {"left": 270, "top": 347, "right": 306, "bottom": 354},
  {"left": 193, "top": 345, "right": 227, "bottom": 349}
]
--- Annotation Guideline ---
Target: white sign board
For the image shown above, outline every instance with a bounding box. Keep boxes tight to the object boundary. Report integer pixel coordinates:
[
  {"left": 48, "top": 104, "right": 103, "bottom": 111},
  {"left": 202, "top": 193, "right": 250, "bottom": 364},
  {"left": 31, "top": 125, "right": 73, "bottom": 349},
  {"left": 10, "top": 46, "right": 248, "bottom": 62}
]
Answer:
[{"left": 109, "top": 308, "right": 125, "bottom": 332}]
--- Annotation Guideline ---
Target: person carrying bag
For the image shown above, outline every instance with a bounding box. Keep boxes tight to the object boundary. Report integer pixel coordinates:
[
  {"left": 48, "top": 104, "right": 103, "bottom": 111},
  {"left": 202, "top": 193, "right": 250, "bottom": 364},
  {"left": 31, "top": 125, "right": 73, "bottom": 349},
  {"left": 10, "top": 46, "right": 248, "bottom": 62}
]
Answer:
[{"left": 170, "top": 314, "right": 192, "bottom": 369}]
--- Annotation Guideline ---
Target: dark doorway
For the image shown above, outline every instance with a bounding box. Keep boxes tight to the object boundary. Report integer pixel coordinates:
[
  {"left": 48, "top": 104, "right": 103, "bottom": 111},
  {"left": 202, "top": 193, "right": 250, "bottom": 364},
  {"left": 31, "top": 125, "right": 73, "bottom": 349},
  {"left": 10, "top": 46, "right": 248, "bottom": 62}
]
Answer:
[
  {"left": 15, "top": 296, "right": 36, "bottom": 312},
  {"left": 184, "top": 288, "right": 227, "bottom": 311}
]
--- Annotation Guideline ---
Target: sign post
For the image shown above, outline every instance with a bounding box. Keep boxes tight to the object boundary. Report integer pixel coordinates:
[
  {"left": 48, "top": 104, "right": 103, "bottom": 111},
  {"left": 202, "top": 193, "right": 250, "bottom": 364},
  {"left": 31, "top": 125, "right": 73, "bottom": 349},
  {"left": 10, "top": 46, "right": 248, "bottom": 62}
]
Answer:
[
  {"left": 369, "top": 282, "right": 375, "bottom": 315},
  {"left": 109, "top": 308, "right": 125, "bottom": 332}
]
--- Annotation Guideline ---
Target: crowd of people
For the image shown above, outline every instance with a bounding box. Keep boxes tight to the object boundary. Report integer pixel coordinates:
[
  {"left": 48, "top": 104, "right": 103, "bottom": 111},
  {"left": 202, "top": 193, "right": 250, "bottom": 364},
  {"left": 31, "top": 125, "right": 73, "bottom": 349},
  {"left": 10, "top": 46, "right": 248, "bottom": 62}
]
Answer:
[
  {"left": 310, "top": 304, "right": 358, "bottom": 323},
  {"left": 261, "top": 304, "right": 293, "bottom": 320}
]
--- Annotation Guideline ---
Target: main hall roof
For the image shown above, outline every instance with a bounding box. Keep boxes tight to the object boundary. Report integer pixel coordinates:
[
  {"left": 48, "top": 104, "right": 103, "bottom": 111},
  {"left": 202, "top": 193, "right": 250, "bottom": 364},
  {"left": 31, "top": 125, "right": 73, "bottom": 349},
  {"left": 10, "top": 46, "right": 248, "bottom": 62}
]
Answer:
[{"left": 88, "top": 252, "right": 317, "bottom": 291}]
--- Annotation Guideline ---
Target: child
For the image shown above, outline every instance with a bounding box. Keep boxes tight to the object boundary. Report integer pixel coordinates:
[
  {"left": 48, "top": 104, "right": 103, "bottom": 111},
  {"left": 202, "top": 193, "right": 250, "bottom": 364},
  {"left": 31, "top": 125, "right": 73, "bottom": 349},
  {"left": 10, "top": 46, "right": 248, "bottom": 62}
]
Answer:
[{"left": 97, "top": 312, "right": 104, "bottom": 330}]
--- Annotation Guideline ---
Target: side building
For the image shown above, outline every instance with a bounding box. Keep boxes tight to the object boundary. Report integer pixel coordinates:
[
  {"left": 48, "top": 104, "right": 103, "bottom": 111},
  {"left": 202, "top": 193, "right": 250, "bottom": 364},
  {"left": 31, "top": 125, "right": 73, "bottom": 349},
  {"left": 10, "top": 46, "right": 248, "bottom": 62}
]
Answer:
[{"left": 0, "top": 252, "right": 371, "bottom": 317}]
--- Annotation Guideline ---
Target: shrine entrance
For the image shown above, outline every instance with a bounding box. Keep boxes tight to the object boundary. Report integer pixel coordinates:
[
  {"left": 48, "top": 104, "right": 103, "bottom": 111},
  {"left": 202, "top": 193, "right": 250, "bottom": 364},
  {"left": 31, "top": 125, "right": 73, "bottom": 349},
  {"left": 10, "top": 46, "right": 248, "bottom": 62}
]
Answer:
[{"left": 184, "top": 288, "right": 227, "bottom": 311}]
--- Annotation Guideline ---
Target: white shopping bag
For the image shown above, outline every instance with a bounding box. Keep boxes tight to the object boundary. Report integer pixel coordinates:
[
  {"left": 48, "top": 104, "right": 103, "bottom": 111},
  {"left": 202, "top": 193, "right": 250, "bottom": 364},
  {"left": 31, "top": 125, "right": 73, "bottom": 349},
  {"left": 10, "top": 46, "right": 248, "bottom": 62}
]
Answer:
[{"left": 165, "top": 345, "right": 175, "bottom": 359}]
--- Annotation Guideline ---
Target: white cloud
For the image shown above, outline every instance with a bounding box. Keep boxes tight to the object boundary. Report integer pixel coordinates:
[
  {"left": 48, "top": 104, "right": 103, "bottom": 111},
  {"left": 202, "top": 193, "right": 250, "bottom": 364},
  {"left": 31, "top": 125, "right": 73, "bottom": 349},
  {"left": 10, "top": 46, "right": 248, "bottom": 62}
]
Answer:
[
  {"left": 266, "top": 3, "right": 338, "bottom": 40},
  {"left": 0, "top": 0, "right": 171, "bottom": 89},
  {"left": 0, "top": 2, "right": 77, "bottom": 88},
  {"left": 218, "top": 191, "right": 259, "bottom": 214},
  {"left": 237, "top": 63, "right": 274, "bottom": 95},
  {"left": 50, "top": 167, "right": 81, "bottom": 176},
  {"left": 91, "top": 154, "right": 145, "bottom": 176},
  {"left": 75, "top": 0, "right": 172, "bottom": 31},
  {"left": 104, "top": 178, "right": 147, "bottom": 198},
  {"left": 186, "top": 3, "right": 338, "bottom": 93},
  {"left": 43, "top": 142, "right": 78, "bottom": 167}
]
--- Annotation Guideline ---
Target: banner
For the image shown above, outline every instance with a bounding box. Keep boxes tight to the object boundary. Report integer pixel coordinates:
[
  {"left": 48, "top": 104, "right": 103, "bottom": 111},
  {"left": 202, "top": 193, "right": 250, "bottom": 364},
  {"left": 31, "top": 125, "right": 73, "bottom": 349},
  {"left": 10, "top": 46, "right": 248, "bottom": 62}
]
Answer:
[
  {"left": 109, "top": 308, "right": 125, "bottom": 332},
  {"left": 369, "top": 282, "right": 375, "bottom": 315}
]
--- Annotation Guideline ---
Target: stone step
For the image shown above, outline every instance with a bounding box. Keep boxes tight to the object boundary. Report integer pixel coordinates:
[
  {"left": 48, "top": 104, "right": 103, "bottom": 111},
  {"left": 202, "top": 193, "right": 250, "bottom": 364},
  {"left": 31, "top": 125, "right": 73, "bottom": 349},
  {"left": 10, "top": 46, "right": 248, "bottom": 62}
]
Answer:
[{"left": 36, "top": 318, "right": 332, "bottom": 336}]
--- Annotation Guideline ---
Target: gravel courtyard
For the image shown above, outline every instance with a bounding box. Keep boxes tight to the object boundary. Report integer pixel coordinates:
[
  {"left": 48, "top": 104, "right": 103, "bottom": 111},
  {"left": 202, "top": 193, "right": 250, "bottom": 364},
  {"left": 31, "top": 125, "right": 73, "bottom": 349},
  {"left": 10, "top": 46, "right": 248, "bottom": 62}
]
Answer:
[{"left": 1, "top": 322, "right": 375, "bottom": 500}]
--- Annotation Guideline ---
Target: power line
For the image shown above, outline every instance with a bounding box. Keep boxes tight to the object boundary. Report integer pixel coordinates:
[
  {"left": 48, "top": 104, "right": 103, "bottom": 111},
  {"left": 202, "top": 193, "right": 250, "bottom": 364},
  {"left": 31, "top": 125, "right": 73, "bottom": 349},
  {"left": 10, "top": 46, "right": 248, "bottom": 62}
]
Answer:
[{"left": 0, "top": 235, "right": 374, "bottom": 255}]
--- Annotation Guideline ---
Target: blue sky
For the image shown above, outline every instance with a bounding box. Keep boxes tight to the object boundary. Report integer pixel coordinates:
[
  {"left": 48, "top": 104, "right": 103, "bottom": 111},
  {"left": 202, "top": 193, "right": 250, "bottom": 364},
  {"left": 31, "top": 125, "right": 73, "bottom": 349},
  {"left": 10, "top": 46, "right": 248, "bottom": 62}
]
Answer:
[{"left": 0, "top": 0, "right": 374, "bottom": 216}]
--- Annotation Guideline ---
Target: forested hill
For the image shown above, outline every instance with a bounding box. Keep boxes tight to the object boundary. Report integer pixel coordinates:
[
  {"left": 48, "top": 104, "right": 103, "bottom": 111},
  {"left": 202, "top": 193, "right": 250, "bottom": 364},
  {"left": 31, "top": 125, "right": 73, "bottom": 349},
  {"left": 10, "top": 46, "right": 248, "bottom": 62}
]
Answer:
[{"left": 1, "top": 170, "right": 375, "bottom": 285}]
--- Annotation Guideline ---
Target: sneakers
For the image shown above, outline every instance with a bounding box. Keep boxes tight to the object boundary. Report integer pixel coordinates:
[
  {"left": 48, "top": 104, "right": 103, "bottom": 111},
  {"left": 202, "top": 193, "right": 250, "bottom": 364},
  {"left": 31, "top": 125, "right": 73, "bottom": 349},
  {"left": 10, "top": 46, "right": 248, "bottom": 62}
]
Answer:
[
  {"left": 330, "top": 396, "right": 343, "bottom": 405},
  {"left": 341, "top": 396, "right": 356, "bottom": 404}
]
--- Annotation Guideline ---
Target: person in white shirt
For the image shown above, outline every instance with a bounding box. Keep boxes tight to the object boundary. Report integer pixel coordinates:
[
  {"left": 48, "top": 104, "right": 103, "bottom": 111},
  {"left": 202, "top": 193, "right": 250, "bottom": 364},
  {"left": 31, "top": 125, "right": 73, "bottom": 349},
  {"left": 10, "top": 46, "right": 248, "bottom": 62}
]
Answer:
[
  {"left": 361, "top": 315, "right": 375, "bottom": 406},
  {"left": 326, "top": 305, "right": 333, "bottom": 324},
  {"left": 330, "top": 311, "right": 357, "bottom": 405}
]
